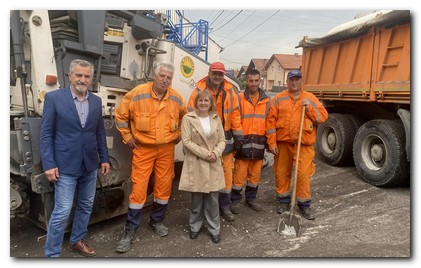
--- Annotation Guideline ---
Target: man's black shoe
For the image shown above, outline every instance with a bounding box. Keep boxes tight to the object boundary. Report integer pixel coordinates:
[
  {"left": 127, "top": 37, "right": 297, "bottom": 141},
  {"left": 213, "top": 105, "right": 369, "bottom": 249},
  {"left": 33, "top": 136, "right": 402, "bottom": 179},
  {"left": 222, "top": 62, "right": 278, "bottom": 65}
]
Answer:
[{"left": 298, "top": 206, "right": 315, "bottom": 220}]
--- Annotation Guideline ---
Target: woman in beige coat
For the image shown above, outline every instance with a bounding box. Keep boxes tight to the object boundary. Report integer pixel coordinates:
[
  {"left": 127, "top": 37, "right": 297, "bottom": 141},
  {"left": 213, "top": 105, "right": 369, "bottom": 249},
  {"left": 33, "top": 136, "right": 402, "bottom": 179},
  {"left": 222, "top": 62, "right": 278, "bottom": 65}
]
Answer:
[{"left": 179, "top": 90, "right": 226, "bottom": 243}]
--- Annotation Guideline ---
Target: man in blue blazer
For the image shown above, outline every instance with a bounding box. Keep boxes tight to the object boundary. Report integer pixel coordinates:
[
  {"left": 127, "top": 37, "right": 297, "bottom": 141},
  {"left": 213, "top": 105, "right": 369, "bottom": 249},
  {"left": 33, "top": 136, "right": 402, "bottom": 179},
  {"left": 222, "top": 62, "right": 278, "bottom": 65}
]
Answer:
[{"left": 40, "top": 59, "right": 110, "bottom": 257}]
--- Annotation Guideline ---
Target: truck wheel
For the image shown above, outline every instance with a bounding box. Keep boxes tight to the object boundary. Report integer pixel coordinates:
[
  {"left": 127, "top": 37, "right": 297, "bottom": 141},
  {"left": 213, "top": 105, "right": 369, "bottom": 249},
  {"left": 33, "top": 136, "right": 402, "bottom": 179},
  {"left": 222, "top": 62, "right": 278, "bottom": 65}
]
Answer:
[
  {"left": 344, "top": 114, "right": 363, "bottom": 130},
  {"left": 316, "top": 113, "right": 356, "bottom": 166},
  {"left": 353, "top": 120, "right": 409, "bottom": 186}
]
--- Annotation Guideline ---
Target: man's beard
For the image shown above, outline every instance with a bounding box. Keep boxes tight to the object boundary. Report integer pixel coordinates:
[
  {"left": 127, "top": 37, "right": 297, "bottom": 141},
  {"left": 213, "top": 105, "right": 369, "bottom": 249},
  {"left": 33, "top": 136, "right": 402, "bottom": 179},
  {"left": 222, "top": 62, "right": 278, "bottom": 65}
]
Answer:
[{"left": 74, "top": 85, "right": 88, "bottom": 94}]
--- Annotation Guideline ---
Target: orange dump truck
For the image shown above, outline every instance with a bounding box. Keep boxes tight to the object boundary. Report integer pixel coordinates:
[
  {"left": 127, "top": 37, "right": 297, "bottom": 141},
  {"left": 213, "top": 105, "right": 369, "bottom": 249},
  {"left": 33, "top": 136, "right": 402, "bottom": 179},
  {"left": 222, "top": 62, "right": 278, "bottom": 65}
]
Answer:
[{"left": 297, "top": 10, "right": 410, "bottom": 186}]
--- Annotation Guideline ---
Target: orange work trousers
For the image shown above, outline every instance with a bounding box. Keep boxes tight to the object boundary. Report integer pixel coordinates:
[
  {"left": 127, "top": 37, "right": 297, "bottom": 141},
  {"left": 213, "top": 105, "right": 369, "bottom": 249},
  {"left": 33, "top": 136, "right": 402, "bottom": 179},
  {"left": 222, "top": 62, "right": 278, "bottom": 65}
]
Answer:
[
  {"left": 129, "top": 143, "right": 175, "bottom": 209},
  {"left": 233, "top": 159, "right": 263, "bottom": 188},
  {"left": 273, "top": 142, "right": 315, "bottom": 204},
  {"left": 221, "top": 153, "right": 234, "bottom": 193}
]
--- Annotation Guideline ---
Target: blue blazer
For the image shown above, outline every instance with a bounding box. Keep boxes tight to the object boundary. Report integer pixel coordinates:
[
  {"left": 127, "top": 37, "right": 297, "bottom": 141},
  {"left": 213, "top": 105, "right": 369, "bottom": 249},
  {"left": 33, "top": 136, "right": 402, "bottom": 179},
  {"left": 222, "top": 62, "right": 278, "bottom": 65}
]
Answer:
[{"left": 40, "top": 87, "right": 110, "bottom": 174}]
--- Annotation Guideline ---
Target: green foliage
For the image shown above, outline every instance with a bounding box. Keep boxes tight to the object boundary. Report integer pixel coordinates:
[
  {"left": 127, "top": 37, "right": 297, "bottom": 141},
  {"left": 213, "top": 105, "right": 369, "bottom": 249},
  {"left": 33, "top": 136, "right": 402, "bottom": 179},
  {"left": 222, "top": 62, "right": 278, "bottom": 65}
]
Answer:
[{"left": 238, "top": 76, "right": 247, "bottom": 90}]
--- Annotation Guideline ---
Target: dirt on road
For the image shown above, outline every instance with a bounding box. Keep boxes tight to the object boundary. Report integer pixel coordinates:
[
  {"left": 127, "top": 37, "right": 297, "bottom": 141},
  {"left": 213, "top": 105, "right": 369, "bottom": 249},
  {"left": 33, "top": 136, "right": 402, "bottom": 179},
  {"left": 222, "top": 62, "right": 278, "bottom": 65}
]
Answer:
[{"left": 10, "top": 158, "right": 411, "bottom": 262}]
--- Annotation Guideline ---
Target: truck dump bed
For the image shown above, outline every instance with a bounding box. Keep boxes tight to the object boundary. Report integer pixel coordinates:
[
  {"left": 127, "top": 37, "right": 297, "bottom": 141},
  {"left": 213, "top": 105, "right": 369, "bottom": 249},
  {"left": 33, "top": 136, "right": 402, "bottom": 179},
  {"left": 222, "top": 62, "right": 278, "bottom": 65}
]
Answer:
[{"left": 298, "top": 10, "right": 410, "bottom": 104}]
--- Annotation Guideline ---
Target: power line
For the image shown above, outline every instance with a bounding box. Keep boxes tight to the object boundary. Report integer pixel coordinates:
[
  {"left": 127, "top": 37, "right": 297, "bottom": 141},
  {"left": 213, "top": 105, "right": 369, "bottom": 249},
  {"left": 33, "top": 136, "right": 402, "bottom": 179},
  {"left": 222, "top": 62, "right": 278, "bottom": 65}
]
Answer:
[
  {"left": 209, "top": 10, "right": 224, "bottom": 26},
  {"left": 201, "top": 10, "right": 221, "bottom": 24},
  {"left": 219, "top": 57, "right": 246, "bottom": 65},
  {"left": 211, "top": 10, "right": 243, "bottom": 32},
  {"left": 216, "top": 35, "right": 296, "bottom": 52},
  {"left": 218, "top": 10, "right": 256, "bottom": 42},
  {"left": 223, "top": 10, "right": 280, "bottom": 49}
]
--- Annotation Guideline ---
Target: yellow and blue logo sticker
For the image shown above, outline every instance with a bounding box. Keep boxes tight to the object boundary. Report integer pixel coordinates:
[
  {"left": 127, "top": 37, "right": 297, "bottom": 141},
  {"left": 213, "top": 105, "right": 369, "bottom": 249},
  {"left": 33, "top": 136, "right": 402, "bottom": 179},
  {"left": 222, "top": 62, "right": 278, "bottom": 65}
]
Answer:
[{"left": 180, "top": 56, "right": 194, "bottom": 78}]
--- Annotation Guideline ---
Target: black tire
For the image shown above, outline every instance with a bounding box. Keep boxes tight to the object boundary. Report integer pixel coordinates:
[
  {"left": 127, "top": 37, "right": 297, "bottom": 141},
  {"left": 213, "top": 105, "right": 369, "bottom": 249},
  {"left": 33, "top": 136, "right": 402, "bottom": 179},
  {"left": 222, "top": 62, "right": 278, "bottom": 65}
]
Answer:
[
  {"left": 344, "top": 114, "right": 363, "bottom": 131},
  {"left": 316, "top": 113, "right": 357, "bottom": 166},
  {"left": 353, "top": 120, "right": 409, "bottom": 187}
]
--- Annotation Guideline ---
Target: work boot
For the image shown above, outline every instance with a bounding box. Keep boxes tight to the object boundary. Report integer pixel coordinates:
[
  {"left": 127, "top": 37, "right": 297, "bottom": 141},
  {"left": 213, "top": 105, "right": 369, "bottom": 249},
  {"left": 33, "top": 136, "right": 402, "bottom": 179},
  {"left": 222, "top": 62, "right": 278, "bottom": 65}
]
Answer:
[
  {"left": 115, "top": 223, "right": 137, "bottom": 253},
  {"left": 220, "top": 208, "right": 235, "bottom": 222},
  {"left": 246, "top": 201, "right": 262, "bottom": 212},
  {"left": 230, "top": 202, "right": 240, "bottom": 214},
  {"left": 276, "top": 203, "right": 290, "bottom": 214},
  {"left": 298, "top": 206, "right": 315, "bottom": 220},
  {"left": 149, "top": 221, "right": 169, "bottom": 237}
]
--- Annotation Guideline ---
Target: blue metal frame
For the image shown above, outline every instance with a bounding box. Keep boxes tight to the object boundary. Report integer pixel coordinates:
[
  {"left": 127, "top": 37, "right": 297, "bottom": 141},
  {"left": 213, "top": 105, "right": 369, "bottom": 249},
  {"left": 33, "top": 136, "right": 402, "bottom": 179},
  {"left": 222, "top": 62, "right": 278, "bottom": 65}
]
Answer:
[{"left": 165, "top": 10, "right": 209, "bottom": 61}]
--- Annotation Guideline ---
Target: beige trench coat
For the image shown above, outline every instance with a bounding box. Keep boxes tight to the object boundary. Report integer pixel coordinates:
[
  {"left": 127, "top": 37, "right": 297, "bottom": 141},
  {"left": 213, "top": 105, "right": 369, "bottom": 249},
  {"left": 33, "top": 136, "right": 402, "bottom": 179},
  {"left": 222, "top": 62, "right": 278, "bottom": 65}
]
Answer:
[{"left": 178, "top": 111, "right": 226, "bottom": 193}]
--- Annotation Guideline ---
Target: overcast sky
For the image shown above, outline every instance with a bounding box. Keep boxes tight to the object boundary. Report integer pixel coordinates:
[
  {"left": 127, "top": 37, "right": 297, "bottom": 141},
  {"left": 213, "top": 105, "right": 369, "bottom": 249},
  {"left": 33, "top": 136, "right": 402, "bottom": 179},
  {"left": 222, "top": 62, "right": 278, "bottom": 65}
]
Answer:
[
  {"left": 2, "top": 4, "right": 415, "bottom": 71},
  {"left": 181, "top": 10, "right": 369, "bottom": 69}
]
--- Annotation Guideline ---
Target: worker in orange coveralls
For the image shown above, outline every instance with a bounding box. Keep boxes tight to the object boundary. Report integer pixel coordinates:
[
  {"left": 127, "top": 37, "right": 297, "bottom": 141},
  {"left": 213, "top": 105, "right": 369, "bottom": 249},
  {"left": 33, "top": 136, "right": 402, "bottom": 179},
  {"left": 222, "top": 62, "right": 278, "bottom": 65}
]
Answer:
[
  {"left": 230, "top": 69, "right": 270, "bottom": 214},
  {"left": 267, "top": 70, "right": 328, "bottom": 220},
  {"left": 114, "top": 62, "right": 187, "bottom": 253},
  {"left": 187, "top": 62, "right": 244, "bottom": 222}
]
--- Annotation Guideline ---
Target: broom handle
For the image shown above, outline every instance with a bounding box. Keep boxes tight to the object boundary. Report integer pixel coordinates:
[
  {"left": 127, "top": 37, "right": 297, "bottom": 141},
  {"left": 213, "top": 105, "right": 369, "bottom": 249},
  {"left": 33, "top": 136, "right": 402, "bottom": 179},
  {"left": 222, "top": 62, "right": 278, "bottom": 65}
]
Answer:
[{"left": 290, "top": 105, "right": 306, "bottom": 220}]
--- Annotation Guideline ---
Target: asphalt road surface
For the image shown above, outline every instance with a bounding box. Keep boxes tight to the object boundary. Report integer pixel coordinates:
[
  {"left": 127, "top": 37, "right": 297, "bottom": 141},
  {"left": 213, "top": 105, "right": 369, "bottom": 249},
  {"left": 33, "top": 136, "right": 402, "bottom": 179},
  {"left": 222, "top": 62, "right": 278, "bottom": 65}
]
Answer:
[{"left": 9, "top": 157, "right": 412, "bottom": 266}]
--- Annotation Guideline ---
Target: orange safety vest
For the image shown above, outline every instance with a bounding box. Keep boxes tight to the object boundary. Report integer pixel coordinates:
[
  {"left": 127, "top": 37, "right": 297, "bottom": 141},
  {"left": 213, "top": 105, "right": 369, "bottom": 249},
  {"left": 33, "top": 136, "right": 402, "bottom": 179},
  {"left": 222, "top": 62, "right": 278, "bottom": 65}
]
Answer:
[
  {"left": 235, "top": 88, "right": 270, "bottom": 160},
  {"left": 115, "top": 82, "right": 187, "bottom": 145},
  {"left": 267, "top": 89, "right": 328, "bottom": 148},
  {"left": 187, "top": 76, "right": 243, "bottom": 154}
]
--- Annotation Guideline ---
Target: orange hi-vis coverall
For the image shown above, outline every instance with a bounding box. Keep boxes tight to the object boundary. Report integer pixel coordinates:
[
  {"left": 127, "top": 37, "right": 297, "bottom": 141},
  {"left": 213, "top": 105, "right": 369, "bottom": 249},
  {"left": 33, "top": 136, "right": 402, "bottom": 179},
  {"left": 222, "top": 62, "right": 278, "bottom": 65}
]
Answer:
[
  {"left": 187, "top": 77, "right": 244, "bottom": 195},
  {"left": 266, "top": 89, "right": 328, "bottom": 207},
  {"left": 115, "top": 82, "right": 187, "bottom": 218},
  {"left": 232, "top": 88, "right": 271, "bottom": 203}
]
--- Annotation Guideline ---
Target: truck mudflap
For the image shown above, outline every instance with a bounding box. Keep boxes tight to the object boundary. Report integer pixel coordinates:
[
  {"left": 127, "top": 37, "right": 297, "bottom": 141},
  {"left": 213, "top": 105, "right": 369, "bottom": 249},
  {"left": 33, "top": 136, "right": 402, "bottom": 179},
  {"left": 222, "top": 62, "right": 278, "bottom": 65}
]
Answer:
[{"left": 397, "top": 109, "right": 410, "bottom": 162}]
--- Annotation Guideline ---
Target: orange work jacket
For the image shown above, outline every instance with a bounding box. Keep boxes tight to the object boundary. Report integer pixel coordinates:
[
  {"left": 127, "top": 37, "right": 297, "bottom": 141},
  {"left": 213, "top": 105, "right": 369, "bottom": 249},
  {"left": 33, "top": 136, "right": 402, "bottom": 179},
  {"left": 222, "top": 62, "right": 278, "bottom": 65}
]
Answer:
[
  {"left": 235, "top": 88, "right": 270, "bottom": 160},
  {"left": 115, "top": 82, "right": 187, "bottom": 145},
  {"left": 266, "top": 89, "right": 328, "bottom": 149}
]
